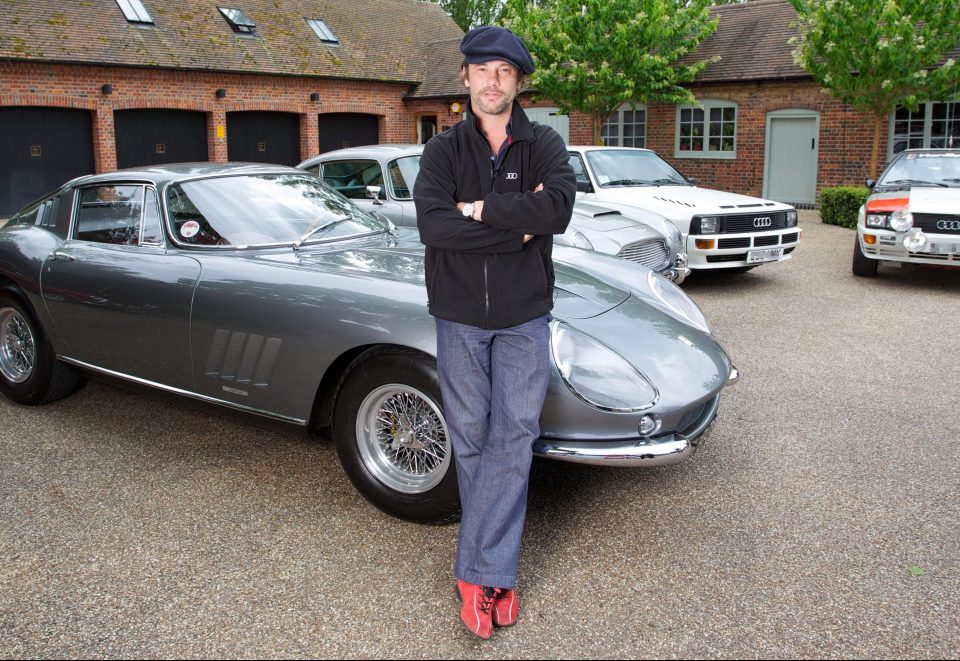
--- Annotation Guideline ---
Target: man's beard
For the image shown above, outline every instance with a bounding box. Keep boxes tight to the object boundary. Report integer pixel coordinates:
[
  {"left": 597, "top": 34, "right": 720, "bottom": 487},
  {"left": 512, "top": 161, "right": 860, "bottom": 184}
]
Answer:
[{"left": 471, "top": 87, "right": 515, "bottom": 116}]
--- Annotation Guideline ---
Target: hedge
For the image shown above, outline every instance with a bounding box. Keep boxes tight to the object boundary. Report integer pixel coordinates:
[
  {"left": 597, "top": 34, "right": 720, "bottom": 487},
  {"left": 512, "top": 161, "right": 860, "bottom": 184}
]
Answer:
[{"left": 818, "top": 187, "right": 869, "bottom": 229}]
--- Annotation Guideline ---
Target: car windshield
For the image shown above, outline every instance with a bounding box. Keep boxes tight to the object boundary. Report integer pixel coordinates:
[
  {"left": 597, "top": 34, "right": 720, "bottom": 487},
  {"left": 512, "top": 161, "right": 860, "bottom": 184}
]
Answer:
[
  {"left": 165, "top": 173, "right": 386, "bottom": 247},
  {"left": 585, "top": 150, "right": 689, "bottom": 187},
  {"left": 879, "top": 152, "right": 960, "bottom": 188}
]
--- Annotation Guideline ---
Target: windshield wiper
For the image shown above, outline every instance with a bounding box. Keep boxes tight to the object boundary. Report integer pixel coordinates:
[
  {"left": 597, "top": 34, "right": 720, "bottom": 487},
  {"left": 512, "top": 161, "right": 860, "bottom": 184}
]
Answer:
[
  {"left": 883, "top": 179, "right": 948, "bottom": 187},
  {"left": 292, "top": 217, "right": 352, "bottom": 253},
  {"left": 601, "top": 179, "right": 651, "bottom": 187},
  {"left": 645, "top": 178, "right": 688, "bottom": 186}
]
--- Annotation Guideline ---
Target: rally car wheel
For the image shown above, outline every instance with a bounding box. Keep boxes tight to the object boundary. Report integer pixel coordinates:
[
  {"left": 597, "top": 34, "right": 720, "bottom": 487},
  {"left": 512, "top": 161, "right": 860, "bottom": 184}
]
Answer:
[{"left": 852, "top": 235, "right": 878, "bottom": 277}]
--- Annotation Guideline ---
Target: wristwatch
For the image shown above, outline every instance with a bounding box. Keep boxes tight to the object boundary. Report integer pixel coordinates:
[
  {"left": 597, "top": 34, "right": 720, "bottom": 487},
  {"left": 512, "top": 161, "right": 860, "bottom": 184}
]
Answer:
[{"left": 462, "top": 202, "right": 475, "bottom": 219}]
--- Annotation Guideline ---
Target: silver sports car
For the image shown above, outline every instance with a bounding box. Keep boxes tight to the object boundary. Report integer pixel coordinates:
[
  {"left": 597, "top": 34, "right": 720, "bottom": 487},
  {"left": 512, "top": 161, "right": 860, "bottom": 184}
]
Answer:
[
  {"left": 0, "top": 164, "right": 737, "bottom": 523},
  {"left": 297, "top": 144, "right": 690, "bottom": 283}
]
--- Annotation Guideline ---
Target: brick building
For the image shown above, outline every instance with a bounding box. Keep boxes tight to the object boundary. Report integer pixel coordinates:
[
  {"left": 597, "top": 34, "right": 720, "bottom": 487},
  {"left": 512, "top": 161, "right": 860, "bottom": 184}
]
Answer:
[{"left": 2, "top": 0, "right": 958, "bottom": 215}]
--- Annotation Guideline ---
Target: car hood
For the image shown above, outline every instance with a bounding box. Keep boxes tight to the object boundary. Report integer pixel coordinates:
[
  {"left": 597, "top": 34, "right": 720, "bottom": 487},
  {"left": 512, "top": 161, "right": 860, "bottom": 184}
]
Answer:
[
  {"left": 585, "top": 185, "right": 792, "bottom": 219},
  {"left": 570, "top": 202, "right": 654, "bottom": 232},
  {"left": 261, "top": 229, "right": 630, "bottom": 319},
  {"left": 880, "top": 187, "right": 960, "bottom": 213}
]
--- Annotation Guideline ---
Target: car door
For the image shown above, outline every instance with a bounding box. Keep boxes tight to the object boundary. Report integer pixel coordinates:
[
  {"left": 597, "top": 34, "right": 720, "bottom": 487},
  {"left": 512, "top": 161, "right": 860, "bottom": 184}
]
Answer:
[
  {"left": 40, "top": 183, "right": 202, "bottom": 389},
  {"left": 319, "top": 158, "right": 406, "bottom": 223}
]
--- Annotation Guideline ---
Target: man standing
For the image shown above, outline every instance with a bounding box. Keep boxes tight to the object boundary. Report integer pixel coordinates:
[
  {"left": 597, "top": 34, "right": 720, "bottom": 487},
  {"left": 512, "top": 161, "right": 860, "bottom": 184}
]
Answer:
[{"left": 413, "top": 26, "right": 576, "bottom": 640}]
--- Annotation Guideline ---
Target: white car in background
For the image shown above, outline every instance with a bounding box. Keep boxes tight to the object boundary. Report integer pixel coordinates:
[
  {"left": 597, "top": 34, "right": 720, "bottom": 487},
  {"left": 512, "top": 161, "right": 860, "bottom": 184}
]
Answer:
[
  {"left": 298, "top": 144, "right": 689, "bottom": 283},
  {"left": 567, "top": 146, "right": 801, "bottom": 272}
]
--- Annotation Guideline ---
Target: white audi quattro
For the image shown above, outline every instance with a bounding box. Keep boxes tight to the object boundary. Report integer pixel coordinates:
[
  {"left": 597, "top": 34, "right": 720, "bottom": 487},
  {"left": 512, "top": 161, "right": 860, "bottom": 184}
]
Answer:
[
  {"left": 853, "top": 149, "right": 960, "bottom": 277},
  {"left": 568, "top": 146, "right": 801, "bottom": 272}
]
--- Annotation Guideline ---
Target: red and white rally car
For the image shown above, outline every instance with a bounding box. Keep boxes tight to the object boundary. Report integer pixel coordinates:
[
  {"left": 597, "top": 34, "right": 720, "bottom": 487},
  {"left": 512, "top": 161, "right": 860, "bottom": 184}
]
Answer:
[{"left": 854, "top": 149, "right": 960, "bottom": 276}]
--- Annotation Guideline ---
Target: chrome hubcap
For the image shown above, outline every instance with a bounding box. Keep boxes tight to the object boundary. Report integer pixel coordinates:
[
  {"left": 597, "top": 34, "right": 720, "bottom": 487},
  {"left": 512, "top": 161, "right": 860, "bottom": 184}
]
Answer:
[
  {"left": 0, "top": 307, "right": 36, "bottom": 384},
  {"left": 357, "top": 384, "right": 450, "bottom": 494}
]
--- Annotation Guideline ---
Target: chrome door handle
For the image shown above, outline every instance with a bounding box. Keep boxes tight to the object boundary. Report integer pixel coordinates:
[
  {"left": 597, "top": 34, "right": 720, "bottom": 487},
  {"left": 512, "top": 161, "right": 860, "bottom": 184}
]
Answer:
[{"left": 49, "top": 251, "right": 75, "bottom": 262}]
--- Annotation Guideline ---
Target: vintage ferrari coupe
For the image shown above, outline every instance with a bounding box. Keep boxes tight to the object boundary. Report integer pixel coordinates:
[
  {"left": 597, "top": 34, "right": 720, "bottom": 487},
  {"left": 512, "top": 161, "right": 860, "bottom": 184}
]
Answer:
[{"left": 0, "top": 164, "right": 738, "bottom": 523}]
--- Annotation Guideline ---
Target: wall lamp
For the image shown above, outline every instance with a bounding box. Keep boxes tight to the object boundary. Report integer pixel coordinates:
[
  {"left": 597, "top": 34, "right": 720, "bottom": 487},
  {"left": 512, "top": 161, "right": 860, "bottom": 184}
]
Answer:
[
  {"left": 215, "top": 88, "right": 227, "bottom": 99},
  {"left": 101, "top": 84, "right": 113, "bottom": 95},
  {"left": 310, "top": 92, "right": 320, "bottom": 102}
]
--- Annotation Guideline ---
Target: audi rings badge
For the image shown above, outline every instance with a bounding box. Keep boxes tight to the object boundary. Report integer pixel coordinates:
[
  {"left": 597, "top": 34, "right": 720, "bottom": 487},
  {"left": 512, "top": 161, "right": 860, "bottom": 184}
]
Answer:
[
  {"left": 753, "top": 216, "right": 773, "bottom": 229},
  {"left": 936, "top": 219, "right": 960, "bottom": 231}
]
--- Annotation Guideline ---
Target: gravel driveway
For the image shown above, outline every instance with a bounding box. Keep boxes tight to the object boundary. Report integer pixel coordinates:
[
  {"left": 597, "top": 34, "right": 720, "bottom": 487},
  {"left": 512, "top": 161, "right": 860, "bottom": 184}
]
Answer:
[{"left": 1, "top": 212, "right": 958, "bottom": 658}]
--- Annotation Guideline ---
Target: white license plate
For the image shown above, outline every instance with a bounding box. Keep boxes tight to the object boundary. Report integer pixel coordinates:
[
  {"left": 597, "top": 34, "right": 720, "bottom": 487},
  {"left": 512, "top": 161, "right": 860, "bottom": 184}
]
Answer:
[
  {"left": 747, "top": 248, "right": 784, "bottom": 263},
  {"left": 929, "top": 242, "right": 960, "bottom": 255}
]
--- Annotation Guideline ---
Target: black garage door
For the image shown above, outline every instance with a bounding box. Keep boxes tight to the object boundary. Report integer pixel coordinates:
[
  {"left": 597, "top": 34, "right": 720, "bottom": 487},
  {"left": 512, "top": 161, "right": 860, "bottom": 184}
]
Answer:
[
  {"left": 0, "top": 107, "right": 94, "bottom": 217},
  {"left": 115, "top": 109, "right": 208, "bottom": 169},
  {"left": 318, "top": 113, "right": 379, "bottom": 153},
  {"left": 227, "top": 111, "right": 300, "bottom": 165}
]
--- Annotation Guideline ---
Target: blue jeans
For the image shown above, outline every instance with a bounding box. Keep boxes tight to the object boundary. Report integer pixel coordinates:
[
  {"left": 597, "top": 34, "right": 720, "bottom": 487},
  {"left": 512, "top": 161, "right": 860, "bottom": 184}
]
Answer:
[{"left": 435, "top": 314, "right": 552, "bottom": 589}]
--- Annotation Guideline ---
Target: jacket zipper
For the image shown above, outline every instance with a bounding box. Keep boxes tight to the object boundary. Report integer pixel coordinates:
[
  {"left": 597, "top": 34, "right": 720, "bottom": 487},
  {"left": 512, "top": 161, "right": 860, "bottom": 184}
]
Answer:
[{"left": 483, "top": 257, "right": 490, "bottom": 329}]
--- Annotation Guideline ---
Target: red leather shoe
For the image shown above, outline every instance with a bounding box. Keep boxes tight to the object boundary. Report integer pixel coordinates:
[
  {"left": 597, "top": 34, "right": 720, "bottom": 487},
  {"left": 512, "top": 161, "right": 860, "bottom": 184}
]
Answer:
[
  {"left": 492, "top": 588, "right": 518, "bottom": 627},
  {"left": 455, "top": 579, "right": 500, "bottom": 640}
]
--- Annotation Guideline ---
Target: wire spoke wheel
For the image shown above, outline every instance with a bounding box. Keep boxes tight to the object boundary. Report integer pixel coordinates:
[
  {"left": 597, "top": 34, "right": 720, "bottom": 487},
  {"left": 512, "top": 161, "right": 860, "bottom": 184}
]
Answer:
[
  {"left": 0, "top": 307, "right": 36, "bottom": 384},
  {"left": 357, "top": 384, "right": 450, "bottom": 494}
]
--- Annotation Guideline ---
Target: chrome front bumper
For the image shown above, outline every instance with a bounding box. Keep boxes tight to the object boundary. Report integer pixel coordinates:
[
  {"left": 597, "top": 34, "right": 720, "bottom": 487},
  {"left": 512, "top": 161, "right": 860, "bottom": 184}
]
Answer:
[
  {"left": 665, "top": 252, "right": 690, "bottom": 285},
  {"left": 534, "top": 367, "right": 738, "bottom": 466}
]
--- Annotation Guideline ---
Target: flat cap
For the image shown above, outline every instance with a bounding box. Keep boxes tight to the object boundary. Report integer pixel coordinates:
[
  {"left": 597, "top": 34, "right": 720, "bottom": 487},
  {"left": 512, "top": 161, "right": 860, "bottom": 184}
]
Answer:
[{"left": 459, "top": 26, "right": 535, "bottom": 75}]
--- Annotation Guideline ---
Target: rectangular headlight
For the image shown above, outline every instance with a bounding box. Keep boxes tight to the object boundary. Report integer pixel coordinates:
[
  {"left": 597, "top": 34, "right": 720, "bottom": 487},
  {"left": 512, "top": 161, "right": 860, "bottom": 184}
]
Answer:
[
  {"left": 866, "top": 214, "right": 888, "bottom": 228},
  {"left": 786, "top": 210, "right": 798, "bottom": 226},
  {"left": 699, "top": 216, "right": 719, "bottom": 234}
]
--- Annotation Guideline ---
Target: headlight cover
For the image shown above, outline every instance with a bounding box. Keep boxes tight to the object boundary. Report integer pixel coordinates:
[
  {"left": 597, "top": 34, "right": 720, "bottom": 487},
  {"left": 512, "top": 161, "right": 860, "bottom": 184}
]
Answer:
[
  {"left": 786, "top": 210, "right": 798, "bottom": 227},
  {"left": 699, "top": 216, "right": 719, "bottom": 234},
  {"left": 866, "top": 213, "right": 888, "bottom": 228},
  {"left": 889, "top": 209, "right": 913, "bottom": 232},
  {"left": 646, "top": 271, "right": 711, "bottom": 333},
  {"left": 569, "top": 229, "right": 594, "bottom": 250},
  {"left": 551, "top": 321, "right": 658, "bottom": 412}
]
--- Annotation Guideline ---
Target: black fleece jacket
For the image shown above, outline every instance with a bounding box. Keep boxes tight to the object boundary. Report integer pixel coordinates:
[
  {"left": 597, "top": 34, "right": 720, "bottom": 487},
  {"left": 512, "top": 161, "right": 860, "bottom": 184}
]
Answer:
[{"left": 414, "top": 101, "right": 576, "bottom": 329}]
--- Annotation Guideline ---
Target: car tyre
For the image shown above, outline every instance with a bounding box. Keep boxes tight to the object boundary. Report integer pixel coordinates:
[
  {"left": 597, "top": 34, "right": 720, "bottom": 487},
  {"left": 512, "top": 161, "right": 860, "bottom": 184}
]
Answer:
[
  {"left": 852, "top": 234, "right": 878, "bottom": 277},
  {"left": 0, "top": 289, "right": 80, "bottom": 405},
  {"left": 333, "top": 348, "right": 460, "bottom": 524}
]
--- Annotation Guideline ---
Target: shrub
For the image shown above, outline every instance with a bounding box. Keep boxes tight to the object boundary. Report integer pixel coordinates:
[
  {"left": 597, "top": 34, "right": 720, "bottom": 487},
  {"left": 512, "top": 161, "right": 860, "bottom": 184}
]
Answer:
[{"left": 818, "top": 187, "right": 869, "bottom": 229}]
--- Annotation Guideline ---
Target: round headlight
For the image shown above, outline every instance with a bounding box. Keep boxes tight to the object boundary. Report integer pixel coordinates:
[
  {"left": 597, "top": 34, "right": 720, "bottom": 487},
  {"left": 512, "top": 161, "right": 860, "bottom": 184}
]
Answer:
[
  {"left": 551, "top": 322, "right": 658, "bottom": 412},
  {"left": 902, "top": 228, "right": 927, "bottom": 253},
  {"left": 889, "top": 209, "right": 914, "bottom": 232},
  {"left": 569, "top": 229, "right": 594, "bottom": 251}
]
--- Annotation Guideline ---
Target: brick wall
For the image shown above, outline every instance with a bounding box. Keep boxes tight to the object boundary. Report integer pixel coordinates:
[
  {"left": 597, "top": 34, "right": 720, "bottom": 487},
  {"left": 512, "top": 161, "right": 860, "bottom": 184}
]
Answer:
[
  {"left": 560, "top": 79, "right": 885, "bottom": 200},
  {"left": 0, "top": 61, "right": 462, "bottom": 171}
]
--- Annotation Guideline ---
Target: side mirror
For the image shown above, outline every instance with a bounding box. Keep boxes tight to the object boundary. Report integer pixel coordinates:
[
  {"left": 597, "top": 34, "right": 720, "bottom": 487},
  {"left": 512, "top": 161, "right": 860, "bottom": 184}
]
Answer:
[
  {"left": 575, "top": 180, "right": 593, "bottom": 193},
  {"left": 865, "top": 179, "right": 875, "bottom": 190},
  {"left": 366, "top": 185, "right": 384, "bottom": 205}
]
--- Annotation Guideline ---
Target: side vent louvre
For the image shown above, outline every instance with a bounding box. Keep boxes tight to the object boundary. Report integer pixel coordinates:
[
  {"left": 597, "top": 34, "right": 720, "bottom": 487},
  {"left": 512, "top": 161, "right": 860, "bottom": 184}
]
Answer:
[{"left": 205, "top": 329, "right": 282, "bottom": 387}]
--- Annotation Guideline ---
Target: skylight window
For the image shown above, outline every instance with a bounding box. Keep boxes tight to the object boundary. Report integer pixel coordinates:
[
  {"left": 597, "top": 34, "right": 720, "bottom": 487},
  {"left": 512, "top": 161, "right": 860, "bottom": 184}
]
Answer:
[
  {"left": 116, "top": 0, "right": 154, "bottom": 25},
  {"left": 307, "top": 18, "right": 340, "bottom": 44},
  {"left": 219, "top": 7, "right": 257, "bottom": 34}
]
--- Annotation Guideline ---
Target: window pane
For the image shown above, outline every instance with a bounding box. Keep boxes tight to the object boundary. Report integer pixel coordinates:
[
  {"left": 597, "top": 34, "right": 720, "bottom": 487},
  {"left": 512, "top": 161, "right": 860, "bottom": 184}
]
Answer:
[
  {"left": 388, "top": 156, "right": 420, "bottom": 200},
  {"left": 76, "top": 185, "right": 143, "bottom": 245},
  {"left": 723, "top": 107, "right": 736, "bottom": 122},
  {"left": 680, "top": 108, "right": 691, "bottom": 122},
  {"left": 141, "top": 188, "right": 163, "bottom": 244},
  {"left": 321, "top": 160, "right": 383, "bottom": 199},
  {"left": 710, "top": 108, "right": 722, "bottom": 122},
  {"left": 693, "top": 108, "right": 704, "bottom": 122}
]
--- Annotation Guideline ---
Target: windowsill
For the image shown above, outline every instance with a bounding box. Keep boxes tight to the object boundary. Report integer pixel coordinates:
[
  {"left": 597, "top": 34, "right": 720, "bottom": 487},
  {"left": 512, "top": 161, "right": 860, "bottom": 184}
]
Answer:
[{"left": 673, "top": 151, "right": 736, "bottom": 160}]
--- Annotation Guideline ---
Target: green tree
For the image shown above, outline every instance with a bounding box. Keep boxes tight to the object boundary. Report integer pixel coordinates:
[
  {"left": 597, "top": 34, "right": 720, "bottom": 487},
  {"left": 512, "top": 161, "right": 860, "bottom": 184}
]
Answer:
[
  {"left": 503, "top": 0, "right": 718, "bottom": 145},
  {"left": 439, "top": 0, "right": 504, "bottom": 31},
  {"left": 790, "top": 0, "right": 960, "bottom": 179}
]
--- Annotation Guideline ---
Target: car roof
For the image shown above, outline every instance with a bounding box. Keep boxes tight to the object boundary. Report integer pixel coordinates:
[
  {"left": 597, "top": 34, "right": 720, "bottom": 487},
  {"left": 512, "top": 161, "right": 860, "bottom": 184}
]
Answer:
[
  {"left": 63, "top": 162, "right": 307, "bottom": 188},
  {"left": 568, "top": 146, "right": 656, "bottom": 154},
  {"left": 298, "top": 144, "right": 424, "bottom": 168},
  {"left": 895, "top": 148, "right": 960, "bottom": 155}
]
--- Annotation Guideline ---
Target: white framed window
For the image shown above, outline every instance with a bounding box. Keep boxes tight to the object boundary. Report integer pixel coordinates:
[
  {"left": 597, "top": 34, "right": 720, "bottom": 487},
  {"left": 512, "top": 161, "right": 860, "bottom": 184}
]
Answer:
[
  {"left": 116, "top": 0, "right": 154, "bottom": 24},
  {"left": 306, "top": 18, "right": 340, "bottom": 44},
  {"left": 602, "top": 104, "right": 646, "bottom": 148},
  {"left": 889, "top": 99, "right": 960, "bottom": 158},
  {"left": 675, "top": 100, "right": 737, "bottom": 159}
]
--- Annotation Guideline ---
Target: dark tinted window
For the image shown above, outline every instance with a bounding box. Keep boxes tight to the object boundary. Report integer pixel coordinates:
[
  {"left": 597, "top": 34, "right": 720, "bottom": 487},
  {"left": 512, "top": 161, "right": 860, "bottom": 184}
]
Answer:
[{"left": 321, "top": 160, "right": 385, "bottom": 199}]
